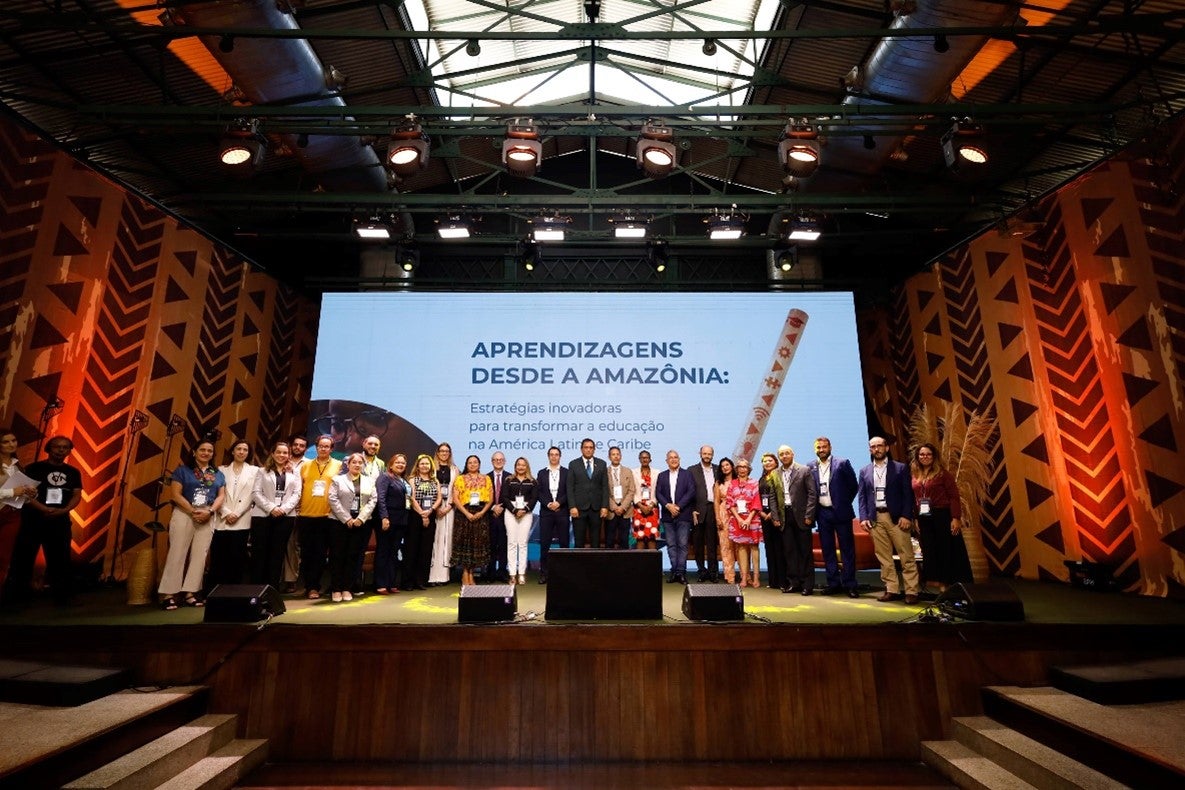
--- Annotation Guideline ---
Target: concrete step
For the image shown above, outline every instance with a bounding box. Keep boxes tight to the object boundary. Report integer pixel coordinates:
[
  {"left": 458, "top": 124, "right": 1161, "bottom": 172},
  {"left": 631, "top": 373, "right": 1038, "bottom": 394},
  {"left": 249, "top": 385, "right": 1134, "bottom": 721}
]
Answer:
[
  {"left": 951, "top": 716, "right": 1129, "bottom": 790},
  {"left": 921, "top": 739, "right": 1036, "bottom": 790},
  {"left": 154, "top": 738, "right": 268, "bottom": 790},
  {"left": 983, "top": 685, "right": 1185, "bottom": 787},
  {"left": 63, "top": 714, "right": 238, "bottom": 790}
]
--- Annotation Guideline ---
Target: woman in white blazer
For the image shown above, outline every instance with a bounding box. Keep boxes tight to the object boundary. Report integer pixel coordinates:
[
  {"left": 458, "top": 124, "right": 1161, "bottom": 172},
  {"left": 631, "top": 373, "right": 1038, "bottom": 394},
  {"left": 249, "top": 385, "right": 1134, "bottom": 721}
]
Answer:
[
  {"left": 207, "top": 440, "right": 260, "bottom": 590},
  {"left": 327, "top": 452, "right": 376, "bottom": 602},
  {"left": 251, "top": 441, "right": 302, "bottom": 589}
]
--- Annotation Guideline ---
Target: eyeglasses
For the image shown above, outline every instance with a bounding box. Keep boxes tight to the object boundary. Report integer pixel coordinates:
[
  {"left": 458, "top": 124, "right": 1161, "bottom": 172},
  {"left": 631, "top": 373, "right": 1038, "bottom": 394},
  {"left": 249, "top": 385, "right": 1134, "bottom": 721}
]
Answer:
[{"left": 313, "top": 409, "right": 394, "bottom": 438}]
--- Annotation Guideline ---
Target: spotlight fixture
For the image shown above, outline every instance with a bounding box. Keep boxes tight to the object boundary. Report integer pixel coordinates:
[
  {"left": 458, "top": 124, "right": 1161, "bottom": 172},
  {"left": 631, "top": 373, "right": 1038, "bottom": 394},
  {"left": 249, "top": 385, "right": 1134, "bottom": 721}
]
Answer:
[
  {"left": 466, "top": 39, "right": 481, "bottom": 57},
  {"left": 398, "top": 245, "right": 419, "bottom": 272},
  {"left": 520, "top": 239, "right": 540, "bottom": 271},
  {"left": 933, "top": 33, "right": 950, "bottom": 53},
  {"left": 786, "top": 215, "right": 822, "bottom": 242},
  {"left": 436, "top": 215, "right": 473, "bottom": 240},
  {"left": 702, "top": 39, "right": 717, "bottom": 56},
  {"left": 531, "top": 214, "right": 570, "bottom": 242},
  {"left": 635, "top": 121, "right": 676, "bottom": 179},
  {"left": 647, "top": 239, "right": 669, "bottom": 273},
  {"left": 941, "top": 118, "right": 988, "bottom": 170},
  {"left": 386, "top": 117, "right": 429, "bottom": 177},
  {"left": 778, "top": 120, "right": 821, "bottom": 178},
  {"left": 354, "top": 217, "right": 393, "bottom": 240},
  {"left": 610, "top": 214, "right": 650, "bottom": 239},
  {"left": 705, "top": 209, "right": 746, "bottom": 240},
  {"left": 218, "top": 119, "right": 266, "bottom": 173},
  {"left": 502, "top": 119, "right": 542, "bottom": 177}
]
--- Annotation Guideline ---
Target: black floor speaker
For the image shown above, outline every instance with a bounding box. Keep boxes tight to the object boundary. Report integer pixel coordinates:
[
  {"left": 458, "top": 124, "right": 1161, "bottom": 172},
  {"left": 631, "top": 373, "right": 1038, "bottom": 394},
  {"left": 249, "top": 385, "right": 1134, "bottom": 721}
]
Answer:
[
  {"left": 203, "top": 584, "right": 286, "bottom": 622},
  {"left": 545, "top": 549, "right": 663, "bottom": 620},
  {"left": 937, "top": 582, "right": 1024, "bottom": 621},
  {"left": 682, "top": 583, "right": 744, "bottom": 621},
  {"left": 458, "top": 584, "right": 517, "bottom": 623}
]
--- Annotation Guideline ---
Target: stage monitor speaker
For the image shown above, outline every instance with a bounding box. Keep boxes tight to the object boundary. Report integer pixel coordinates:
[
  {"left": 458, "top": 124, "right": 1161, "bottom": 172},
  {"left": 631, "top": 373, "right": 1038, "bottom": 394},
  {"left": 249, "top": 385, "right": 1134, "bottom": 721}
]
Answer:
[
  {"left": 682, "top": 583, "right": 744, "bottom": 621},
  {"left": 937, "top": 582, "right": 1024, "bottom": 622},
  {"left": 545, "top": 549, "right": 662, "bottom": 620},
  {"left": 203, "top": 584, "right": 286, "bottom": 623},
  {"left": 458, "top": 584, "right": 517, "bottom": 623}
]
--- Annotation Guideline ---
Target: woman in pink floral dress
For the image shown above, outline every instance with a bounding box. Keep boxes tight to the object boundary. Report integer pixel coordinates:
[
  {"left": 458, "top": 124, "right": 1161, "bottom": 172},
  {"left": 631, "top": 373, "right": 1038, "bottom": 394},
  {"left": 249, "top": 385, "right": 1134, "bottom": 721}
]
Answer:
[{"left": 725, "top": 459, "right": 763, "bottom": 588}]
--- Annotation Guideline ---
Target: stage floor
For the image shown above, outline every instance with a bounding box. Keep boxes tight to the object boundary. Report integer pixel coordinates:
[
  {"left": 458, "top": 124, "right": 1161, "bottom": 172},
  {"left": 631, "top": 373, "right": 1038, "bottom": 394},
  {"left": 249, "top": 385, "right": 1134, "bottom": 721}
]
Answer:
[{"left": 3, "top": 571, "right": 1184, "bottom": 627}]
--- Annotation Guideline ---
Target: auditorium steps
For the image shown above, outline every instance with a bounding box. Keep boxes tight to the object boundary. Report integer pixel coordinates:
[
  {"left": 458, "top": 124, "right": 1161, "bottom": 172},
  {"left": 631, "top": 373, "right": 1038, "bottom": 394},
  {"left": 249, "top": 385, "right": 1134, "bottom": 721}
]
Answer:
[
  {"left": 0, "top": 684, "right": 209, "bottom": 789},
  {"left": 921, "top": 684, "right": 1185, "bottom": 788}
]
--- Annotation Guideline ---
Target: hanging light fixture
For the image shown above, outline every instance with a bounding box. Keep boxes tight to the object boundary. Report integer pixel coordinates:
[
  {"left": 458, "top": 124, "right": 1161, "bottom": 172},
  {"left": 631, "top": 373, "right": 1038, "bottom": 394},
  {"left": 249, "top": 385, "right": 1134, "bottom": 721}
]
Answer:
[
  {"left": 941, "top": 118, "right": 988, "bottom": 170},
  {"left": 610, "top": 214, "right": 650, "bottom": 239},
  {"left": 778, "top": 120, "right": 821, "bottom": 178},
  {"left": 531, "top": 214, "right": 570, "bottom": 242},
  {"left": 786, "top": 214, "right": 822, "bottom": 242},
  {"left": 386, "top": 116, "right": 429, "bottom": 177},
  {"left": 353, "top": 216, "right": 393, "bottom": 240},
  {"left": 635, "top": 121, "right": 676, "bottom": 179},
  {"left": 502, "top": 119, "right": 542, "bottom": 177},
  {"left": 219, "top": 118, "right": 266, "bottom": 173},
  {"left": 648, "top": 239, "right": 669, "bottom": 273},
  {"left": 436, "top": 215, "right": 473, "bottom": 239},
  {"left": 705, "top": 208, "right": 747, "bottom": 240}
]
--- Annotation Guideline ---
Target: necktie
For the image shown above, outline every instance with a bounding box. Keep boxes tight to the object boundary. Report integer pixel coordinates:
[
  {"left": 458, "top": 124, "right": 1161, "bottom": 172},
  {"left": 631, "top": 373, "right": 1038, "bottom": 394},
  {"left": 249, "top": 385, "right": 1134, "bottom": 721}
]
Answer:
[
  {"left": 494, "top": 475, "right": 501, "bottom": 502},
  {"left": 586, "top": 459, "right": 592, "bottom": 479}
]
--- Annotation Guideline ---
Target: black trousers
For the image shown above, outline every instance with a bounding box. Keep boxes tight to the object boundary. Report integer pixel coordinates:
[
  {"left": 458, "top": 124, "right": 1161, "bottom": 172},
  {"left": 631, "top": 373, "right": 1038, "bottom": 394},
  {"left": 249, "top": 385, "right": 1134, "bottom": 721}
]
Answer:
[
  {"left": 374, "top": 520, "right": 407, "bottom": 589},
  {"left": 5, "top": 511, "right": 72, "bottom": 603},
  {"left": 352, "top": 515, "right": 379, "bottom": 591},
  {"left": 762, "top": 519, "right": 787, "bottom": 589},
  {"left": 206, "top": 529, "right": 249, "bottom": 590},
  {"left": 783, "top": 518, "right": 815, "bottom": 591},
  {"left": 486, "top": 508, "right": 508, "bottom": 580},
  {"left": 692, "top": 506, "right": 718, "bottom": 572},
  {"left": 404, "top": 516, "right": 435, "bottom": 588},
  {"left": 537, "top": 507, "right": 570, "bottom": 573},
  {"left": 296, "top": 516, "right": 331, "bottom": 592},
  {"left": 572, "top": 509, "right": 601, "bottom": 547},
  {"left": 604, "top": 513, "right": 629, "bottom": 549},
  {"left": 250, "top": 515, "right": 293, "bottom": 589},
  {"left": 329, "top": 520, "right": 367, "bottom": 592}
]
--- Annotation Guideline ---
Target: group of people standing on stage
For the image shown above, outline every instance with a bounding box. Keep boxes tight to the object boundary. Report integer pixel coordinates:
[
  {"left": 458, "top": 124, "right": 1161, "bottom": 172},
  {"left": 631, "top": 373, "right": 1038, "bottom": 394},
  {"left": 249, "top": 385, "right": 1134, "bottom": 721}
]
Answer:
[{"left": 0, "top": 425, "right": 972, "bottom": 610}]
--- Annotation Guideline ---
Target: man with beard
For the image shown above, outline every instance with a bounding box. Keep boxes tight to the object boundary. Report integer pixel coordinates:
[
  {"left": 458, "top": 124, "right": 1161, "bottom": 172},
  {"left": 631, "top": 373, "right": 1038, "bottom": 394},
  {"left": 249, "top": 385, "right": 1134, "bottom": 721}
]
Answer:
[
  {"left": 808, "top": 437, "right": 860, "bottom": 598},
  {"left": 776, "top": 445, "right": 818, "bottom": 595},
  {"left": 857, "top": 436, "right": 919, "bottom": 604}
]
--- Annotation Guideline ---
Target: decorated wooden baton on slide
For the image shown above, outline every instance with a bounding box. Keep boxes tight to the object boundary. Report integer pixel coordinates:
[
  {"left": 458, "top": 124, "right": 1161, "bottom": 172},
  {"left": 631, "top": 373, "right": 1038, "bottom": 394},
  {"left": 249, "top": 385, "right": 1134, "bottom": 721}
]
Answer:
[{"left": 732, "top": 309, "right": 809, "bottom": 461}]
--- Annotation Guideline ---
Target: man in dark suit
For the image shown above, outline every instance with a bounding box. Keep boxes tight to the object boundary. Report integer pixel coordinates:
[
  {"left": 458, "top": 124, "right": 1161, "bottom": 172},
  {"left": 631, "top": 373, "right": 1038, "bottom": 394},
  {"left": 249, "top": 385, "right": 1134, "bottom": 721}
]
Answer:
[
  {"left": 808, "top": 437, "right": 861, "bottom": 598},
  {"left": 536, "top": 446, "right": 569, "bottom": 583},
  {"left": 486, "top": 451, "right": 512, "bottom": 582},
  {"left": 857, "top": 436, "right": 919, "bottom": 604},
  {"left": 567, "top": 437, "right": 608, "bottom": 547},
  {"left": 689, "top": 445, "right": 719, "bottom": 581},
  {"left": 656, "top": 449, "right": 696, "bottom": 584},
  {"left": 777, "top": 445, "right": 818, "bottom": 595}
]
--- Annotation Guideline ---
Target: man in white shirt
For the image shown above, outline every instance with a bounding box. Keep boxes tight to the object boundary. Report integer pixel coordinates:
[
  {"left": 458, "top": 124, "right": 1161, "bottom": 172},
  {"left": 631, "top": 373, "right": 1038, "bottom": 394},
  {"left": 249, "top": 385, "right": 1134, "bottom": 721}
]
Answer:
[
  {"left": 536, "top": 446, "right": 569, "bottom": 583},
  {"left": 353, "top": 435, "right": 386, "bottom": 593},
  {"left": 690, "top": 445, "right": 719, "bottom": 581},
  {"left": 603, "top": 446, "right": 636, "bottom": 549}
]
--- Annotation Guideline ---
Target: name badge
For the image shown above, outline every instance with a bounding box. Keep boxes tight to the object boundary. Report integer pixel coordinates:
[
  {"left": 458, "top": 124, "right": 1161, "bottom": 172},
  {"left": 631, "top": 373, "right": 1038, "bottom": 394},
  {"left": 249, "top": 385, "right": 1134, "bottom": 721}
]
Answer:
[
  {"left": 736, "top": 500, "right": 748, "bottom": 515},
  {"left": 640, "top": 486, "right": 650, "bottom": 500},
  {"left": 192, "top": 488, "right": 209, "bottom": 507},
  {"left": 761, "top": 495, "right": 769, "bottom": 509},
  {"left": 918, "top": 498, "right": 931, "bottom": 516},
  {"left": 612, "top": 484, "right": 623, "bottom": 500},
  {"left": 46, "top": 487, "right": 63, "bottom": 506},
  {"left": 469, "top": 491, "right": 480, "bottom": 507},
  {"left": 819, "top": 481, "right": 829, "bottom": 496},
  {"left": 405, "top": 494, "right": 411, "bottom": 510},
  {"left": 874, "top": 485, "right": 886, "bottom": 506},
  {"left": 422, "top": 497, "right": 433, "bottom": 510},
  {"left": 312, "top": 480, "right": 326, "bottom": 497},
  {"left": 513, "top": 495, "right": 526, "bottom": 510}
]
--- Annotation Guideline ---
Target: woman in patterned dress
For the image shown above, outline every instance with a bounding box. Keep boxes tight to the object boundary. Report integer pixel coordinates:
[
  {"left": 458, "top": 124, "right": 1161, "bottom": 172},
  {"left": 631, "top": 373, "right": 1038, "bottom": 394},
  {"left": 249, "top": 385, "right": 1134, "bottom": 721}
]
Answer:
[
  {"left": 725, "top": 459, "right": 763, "bottom": 588},
  {"left": 713, "top": 457, "right": 737, "bottom": 584},
  {"left": 631, "top": 450, "right": 660, "bottom": 549},
  {"left": 450, "top": 454, "right": 492, "bottom": 586}
]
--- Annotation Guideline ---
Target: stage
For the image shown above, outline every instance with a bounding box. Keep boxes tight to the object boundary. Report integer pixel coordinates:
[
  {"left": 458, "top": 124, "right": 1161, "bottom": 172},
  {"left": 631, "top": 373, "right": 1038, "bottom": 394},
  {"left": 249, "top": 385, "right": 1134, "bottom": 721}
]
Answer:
[{"left": 2, "top": 573, "right": 1183, "bottom": 765}]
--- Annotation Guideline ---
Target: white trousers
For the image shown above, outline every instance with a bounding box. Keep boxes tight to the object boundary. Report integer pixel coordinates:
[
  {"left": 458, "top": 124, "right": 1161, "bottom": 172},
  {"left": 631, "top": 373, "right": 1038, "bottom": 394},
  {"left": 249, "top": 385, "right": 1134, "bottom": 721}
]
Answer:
[
  {"left": 504, "top": 511, "right": 533, "bottom": 576},
  {"left": 158, "top": 509, "right": 214, "bottom": 595},
  {"left": 429, "top": 509, "right": 454, "bottom": 583}
]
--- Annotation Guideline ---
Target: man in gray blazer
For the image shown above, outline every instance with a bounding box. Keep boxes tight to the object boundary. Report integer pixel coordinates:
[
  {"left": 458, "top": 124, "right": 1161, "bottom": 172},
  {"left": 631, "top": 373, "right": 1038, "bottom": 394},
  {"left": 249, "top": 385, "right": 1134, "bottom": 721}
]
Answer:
[
  {"left": 777, "top": 444, "right": 818, "bottom": 594},
  {"left": 567, "top": 437, "right": 608, "bottom": 547}
]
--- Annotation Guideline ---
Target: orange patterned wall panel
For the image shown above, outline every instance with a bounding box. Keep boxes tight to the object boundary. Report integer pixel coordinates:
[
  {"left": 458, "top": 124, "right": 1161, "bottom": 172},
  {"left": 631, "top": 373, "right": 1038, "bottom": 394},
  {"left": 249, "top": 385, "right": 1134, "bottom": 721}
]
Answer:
[
  {"left": 860, "top": 118, "right": 1185, "bottom": 596},
  {"left": 0, "top": 116, "right": 319, "bottom": 579}
]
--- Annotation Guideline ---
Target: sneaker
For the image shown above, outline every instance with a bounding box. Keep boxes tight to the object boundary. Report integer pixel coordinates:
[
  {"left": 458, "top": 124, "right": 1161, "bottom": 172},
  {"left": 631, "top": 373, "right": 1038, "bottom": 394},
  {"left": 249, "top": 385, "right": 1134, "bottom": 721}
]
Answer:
[
  {"left": 331, "top": 591, "right": 343, "bottom": 602},
  {"left": 519, "top": 574, "right": 526, "bottom": 584},
  {"left": 342, "top": 591, "right": 353, "bottom": 602}
]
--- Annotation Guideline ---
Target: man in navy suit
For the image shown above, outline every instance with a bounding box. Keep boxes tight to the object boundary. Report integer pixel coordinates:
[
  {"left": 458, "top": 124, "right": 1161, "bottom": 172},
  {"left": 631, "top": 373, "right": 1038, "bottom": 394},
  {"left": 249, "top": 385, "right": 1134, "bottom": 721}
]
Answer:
[
  {"left": 567, "top": 438, "right": 608, "bottom": 547},
  {"left": 857, "top": 436, "right": 919, "bottom": 604},
  {"left": 656, "top": 449, "right": 696, "bottom": 584},
  {"left": 536, "top": 446, "right": 569, "bottom": 583},
  {"left": 808, "top": 437, "right": 860, "bottom": 598},
  {"left": 486, "top": 451, "right": 512, "bottom": 582}
]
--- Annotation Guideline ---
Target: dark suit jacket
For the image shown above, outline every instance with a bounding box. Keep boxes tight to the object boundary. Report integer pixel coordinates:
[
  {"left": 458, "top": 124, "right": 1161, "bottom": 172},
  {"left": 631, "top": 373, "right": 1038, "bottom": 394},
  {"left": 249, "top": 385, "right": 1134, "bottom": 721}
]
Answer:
[
  {"left": 488, "top": 469, "right": 512, "bottom": 515},
  {"left": 537, "top": 465, "right": 568, "bottom": 510},
  {"left": 689, "top": 462, "right": 718, "bottom": 523},
  {"left": 807, "top": 456, "right": 858, "bottom": 521},
  {"left": 857, "top": 459, "right": 914, "bottom": 523},
  {"left": 780, "top": 462, "right": 818, "bottom": 529},
  {"left": 656, "top": 467, "right": 696, "bottom": 525},
  {"left": 566, "top": 456, "right": 608, "bottom": 511}
]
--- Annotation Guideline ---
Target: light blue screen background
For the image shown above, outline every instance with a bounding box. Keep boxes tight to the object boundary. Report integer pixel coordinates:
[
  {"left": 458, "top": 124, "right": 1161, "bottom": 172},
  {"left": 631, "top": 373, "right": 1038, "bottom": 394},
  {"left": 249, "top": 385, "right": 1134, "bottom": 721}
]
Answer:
[{"left": 312, "top": 291, "right": 869, "bottom": 468}]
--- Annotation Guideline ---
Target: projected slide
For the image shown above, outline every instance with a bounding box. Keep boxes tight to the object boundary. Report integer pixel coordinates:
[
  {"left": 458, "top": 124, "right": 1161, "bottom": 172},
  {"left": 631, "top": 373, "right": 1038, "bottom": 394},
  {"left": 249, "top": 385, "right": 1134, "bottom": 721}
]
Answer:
[{"left": 309, "top": 292, "right": 868, "bottom": 466}]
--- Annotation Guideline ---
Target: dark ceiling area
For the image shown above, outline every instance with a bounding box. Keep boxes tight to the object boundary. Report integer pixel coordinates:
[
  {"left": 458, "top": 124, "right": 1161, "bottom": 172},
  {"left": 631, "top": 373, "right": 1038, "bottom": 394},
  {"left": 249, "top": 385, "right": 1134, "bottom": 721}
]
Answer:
[{"left": 2, "top": 1, "right": 1183, "bottom": 298}]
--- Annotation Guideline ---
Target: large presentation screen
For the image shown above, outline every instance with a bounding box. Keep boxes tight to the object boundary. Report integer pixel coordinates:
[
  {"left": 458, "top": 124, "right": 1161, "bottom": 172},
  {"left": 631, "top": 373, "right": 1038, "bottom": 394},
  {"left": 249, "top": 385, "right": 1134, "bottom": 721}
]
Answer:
[{"left": 309, "top": 292, "right": 868, "bottom": 468}]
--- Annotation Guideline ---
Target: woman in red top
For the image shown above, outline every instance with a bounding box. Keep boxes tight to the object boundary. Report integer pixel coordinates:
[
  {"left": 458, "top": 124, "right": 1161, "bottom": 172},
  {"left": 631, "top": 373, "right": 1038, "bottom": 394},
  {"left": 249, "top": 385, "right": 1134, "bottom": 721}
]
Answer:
[{"left": 911, "top": 443, "right": 973, "bottom": 594}]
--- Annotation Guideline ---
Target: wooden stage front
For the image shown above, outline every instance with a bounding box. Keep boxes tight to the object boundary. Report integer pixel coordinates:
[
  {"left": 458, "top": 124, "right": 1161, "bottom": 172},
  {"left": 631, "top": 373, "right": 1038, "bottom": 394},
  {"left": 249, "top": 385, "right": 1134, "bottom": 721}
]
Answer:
[{"left": 3, "top": 582, "right": 1182, "bottom": 765}]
